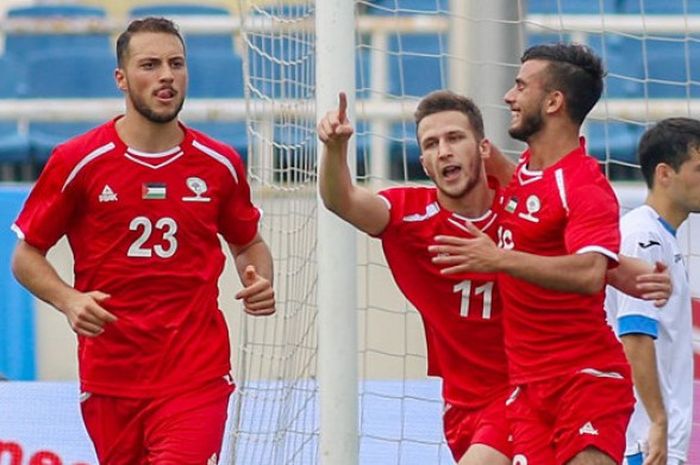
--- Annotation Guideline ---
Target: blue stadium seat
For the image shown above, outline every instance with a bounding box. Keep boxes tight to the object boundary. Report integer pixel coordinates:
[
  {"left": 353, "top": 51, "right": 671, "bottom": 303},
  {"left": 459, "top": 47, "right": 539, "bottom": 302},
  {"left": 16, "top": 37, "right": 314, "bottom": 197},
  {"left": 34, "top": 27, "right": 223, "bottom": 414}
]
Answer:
[
  {"left": 527, "top": 0, "right": 622, "bottom": 14},
  {"left": 0, "top": 55, "right": 30, "bottom": 163},
  {"left": 365, "top": 0, "right": 448, "bottom": 15},
  {"left": 186, "top": 50, "right": 247, "bottom": 157},
  {"left": 188, "top": 121, "right": 248, "bottom": 162},
  {"left": 24, "top": 49, "right": 119, "bottom": 161},
  {"left": 128, "top": 4, "right": 234, "bottom": 53},
  {"left": 384, "top": 32, "right": 447, "bottom": 173},
  {"left": 643, "top": 38, "right": 700, "bottom": 98},
  {"left": 586, "top": 121, "right": 644, "bottom": 164},
  {"left": 588, "top": 36, "right": 646, "bottom": 98},
  {"left": 5, "top": 4, "right": 110, "bottom": 60},
  {"left": 617, "top": 0, "right": 700, "bottom": 14},
  {"left": 187, "top": 51, "right": 244, "bottom": 98}
]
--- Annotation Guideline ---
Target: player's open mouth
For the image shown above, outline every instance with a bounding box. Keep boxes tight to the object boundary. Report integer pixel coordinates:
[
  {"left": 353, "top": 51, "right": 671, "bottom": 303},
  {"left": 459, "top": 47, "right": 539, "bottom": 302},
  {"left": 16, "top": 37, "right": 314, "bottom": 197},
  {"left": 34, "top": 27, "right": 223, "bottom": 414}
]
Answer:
[
  {"left": 442, "top": 165, "right": 461, "bottom": 179},
  {"left": 155, "top": 88, "right": 176, "bottom": 101}
]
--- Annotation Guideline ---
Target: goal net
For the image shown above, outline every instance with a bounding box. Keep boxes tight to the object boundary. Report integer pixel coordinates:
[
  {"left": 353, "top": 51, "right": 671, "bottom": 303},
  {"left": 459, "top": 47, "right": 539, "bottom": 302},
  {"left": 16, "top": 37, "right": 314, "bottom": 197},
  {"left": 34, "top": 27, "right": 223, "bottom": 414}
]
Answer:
[{"left": 229, "top": 1, "right": 700, "bottom": 464}]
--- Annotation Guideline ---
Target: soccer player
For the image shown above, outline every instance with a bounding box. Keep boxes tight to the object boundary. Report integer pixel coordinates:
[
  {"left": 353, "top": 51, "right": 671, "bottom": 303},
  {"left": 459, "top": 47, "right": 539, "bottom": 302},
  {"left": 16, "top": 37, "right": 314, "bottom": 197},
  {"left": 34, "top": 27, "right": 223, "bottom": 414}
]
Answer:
[
  {"left": 319, "top": 90, "right": 512, "bottom": 465},
  {"left": 430, "top": 43, "right": 637, "bottom": 465},
  {"left": 318, "top": 89, "right": 669, "bottom": 465},
  {"left": 10, "top": 17, "right": 275, "bottom": 464},
  {"left": 605, "top": 118, "right": 700, "bottom": 465}
]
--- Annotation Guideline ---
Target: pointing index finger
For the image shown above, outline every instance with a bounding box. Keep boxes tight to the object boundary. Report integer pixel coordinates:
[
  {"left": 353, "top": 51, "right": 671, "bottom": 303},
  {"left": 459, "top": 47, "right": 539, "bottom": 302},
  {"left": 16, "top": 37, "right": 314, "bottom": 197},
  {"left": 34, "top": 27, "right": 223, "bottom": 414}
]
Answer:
[{"left": 338, "top": 92, "right": 347, "bottom": 122}]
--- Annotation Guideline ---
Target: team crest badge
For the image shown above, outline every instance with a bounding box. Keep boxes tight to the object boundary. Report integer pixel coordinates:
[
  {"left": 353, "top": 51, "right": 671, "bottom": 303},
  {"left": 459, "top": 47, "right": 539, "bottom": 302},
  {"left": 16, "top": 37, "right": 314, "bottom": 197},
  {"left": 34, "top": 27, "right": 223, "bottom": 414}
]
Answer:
[
  {"left": 182, "top": 176, "right": 211, "bottom": 202},
  {"left": 518, "top": 195, "right": 541, "bottom": 223}
]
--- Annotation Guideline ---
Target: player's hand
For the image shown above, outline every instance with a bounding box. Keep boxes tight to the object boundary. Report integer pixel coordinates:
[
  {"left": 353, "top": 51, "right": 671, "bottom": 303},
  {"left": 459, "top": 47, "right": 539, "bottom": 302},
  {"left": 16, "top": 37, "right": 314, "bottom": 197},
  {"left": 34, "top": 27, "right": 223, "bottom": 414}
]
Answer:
[
  {"left": 317, "top": 92, "right": 354, "bottom": 149},
  {"left": 428, "top": 221, "right": 504, "bottom": 274},
  {"left": 236, "top": 265, "right": 276, "bottom": 316},
  {"left": 643, "top": 420, "right": 668, "bottom": 465},
  {"left": 62, "top": 290, "right": 117, "bottom": 337},
  {"left": 636, "top": 261, "right": 671, "bottom": 308}
]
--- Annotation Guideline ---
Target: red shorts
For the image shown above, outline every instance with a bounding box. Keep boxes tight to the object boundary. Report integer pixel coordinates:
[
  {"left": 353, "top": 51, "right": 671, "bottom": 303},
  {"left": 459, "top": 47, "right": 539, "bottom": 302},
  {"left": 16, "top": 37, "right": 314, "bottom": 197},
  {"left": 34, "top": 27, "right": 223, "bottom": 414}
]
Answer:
[
  {"left": 443, "top": 394, "right": 513, "bottom": 462},
  {"left": 80, "top": 376, "right": 235, "bottom": 465},
  {"left": 507, "top": 365, "right": 634, "bottom": 465}
]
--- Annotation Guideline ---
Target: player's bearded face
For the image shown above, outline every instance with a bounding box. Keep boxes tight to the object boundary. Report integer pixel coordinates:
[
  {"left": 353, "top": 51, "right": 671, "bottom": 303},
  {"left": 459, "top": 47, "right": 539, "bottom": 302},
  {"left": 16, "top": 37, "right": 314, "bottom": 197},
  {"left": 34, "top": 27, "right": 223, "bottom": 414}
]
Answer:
[
  {"left": 128, "top": 81, "right": 185, "bottom": 124},
  {"left": 121, "top": 32, "right": 187, "bottom": 124},
  {"left": 418, "top": 112, "right": 484, "bottom": 199},
  {"left": 508, "top": 93, "right": 545, "bottom": 142}
]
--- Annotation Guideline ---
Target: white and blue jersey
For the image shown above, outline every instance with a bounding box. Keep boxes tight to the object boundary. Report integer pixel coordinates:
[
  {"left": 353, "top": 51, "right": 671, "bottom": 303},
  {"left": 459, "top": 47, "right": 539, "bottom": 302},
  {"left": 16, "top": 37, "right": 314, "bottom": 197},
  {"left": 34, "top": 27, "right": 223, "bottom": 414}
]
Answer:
[{"left": 605, "top": 204, "right": 693, "bottom": 463}]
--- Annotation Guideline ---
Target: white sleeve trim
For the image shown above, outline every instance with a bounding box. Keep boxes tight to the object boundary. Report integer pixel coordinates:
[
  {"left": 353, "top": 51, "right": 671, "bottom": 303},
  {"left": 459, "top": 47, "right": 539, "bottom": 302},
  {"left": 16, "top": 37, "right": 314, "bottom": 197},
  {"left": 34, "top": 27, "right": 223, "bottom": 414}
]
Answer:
[
  {"left": 554, "top": 168, "right": 569, "bottom": 214},
  {"left": 193, "top": 140, "right": 238, "bottom": 183},
  {"left": 62, "top": 142, "right": 116, "bottom": 192},
  {"left": 10, "top": 223, "right": 24, "bottom": 240},
  {"left": 378, "top": 195, "right": 392, "bottom": 210},
  {"left": 576, "top": 245, "right": 618, "bottom": 262}
]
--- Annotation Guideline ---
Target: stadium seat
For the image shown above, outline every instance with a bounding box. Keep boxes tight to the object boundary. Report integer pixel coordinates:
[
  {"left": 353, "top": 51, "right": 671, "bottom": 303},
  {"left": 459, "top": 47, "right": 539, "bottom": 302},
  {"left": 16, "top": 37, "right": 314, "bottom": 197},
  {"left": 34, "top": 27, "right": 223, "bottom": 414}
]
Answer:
[
  {"left": 0, "top": 55, "right": 30, "bottom": 164},
  {"left": 527, "top": 0, "right": 622, "bottom": 14},
  {"left": 128, "top": 4, "right": 234, "bottom": 54},
  {"left": 186, "top": 50, "right": 248, "bottom": 157},
  {"left": 24, "top": 49, "right": 119, "bottom": 161},
  {"left": 643, "top": 38, "right": 700, "bottom": 98},
  {"left": 586, "top": 121, "right": 644, "bottom": 164},
  {"left": 4, "top": 4, "right": 110, "bottom": 60},
  {"left": 617, "top": 0, "right": 700, "bottom": 14},
  {"left": 364, "top": 0, "right": 448, "bottom": 15},
  {"left": 384, "top": 32, "right": 447, "bottom": 174},
  {"left": 187, "top": 51, "right": 244, "bottom": 98}
]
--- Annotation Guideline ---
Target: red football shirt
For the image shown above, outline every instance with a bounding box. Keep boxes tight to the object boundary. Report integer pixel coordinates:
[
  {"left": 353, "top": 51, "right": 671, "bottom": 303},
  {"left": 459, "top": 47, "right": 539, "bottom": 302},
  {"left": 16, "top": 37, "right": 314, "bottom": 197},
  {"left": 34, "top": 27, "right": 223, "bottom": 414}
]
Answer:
[
  {"left": 13, "top": 118, "right": 260, "bottom": 397},
  {"left": 378, "top": 181, "right": 510, "bottom": 409},
  {"left": 498, "top": 140, "right": 627, "bottom": 384}
]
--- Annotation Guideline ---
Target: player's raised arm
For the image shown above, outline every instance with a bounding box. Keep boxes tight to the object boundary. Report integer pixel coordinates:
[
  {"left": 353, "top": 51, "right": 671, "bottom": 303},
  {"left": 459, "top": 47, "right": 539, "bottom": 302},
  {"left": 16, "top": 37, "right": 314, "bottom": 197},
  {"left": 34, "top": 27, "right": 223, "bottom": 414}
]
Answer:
[{"left": 318, "top": 92, "right": 390, "bottom": 236}]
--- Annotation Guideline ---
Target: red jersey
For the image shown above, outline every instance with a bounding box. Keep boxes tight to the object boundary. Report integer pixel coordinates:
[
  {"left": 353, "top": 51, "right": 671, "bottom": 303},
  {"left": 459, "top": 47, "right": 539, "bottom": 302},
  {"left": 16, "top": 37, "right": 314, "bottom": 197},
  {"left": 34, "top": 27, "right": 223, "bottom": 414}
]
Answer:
[
  {"left": 498, "top": 140, "right": 627, "bottom": 384},
  {"left": 377, "top": 182, "right": 509, "bottom": 409},
  {"left": 13, "top": 118, "right": 260, "bottom": 397}
]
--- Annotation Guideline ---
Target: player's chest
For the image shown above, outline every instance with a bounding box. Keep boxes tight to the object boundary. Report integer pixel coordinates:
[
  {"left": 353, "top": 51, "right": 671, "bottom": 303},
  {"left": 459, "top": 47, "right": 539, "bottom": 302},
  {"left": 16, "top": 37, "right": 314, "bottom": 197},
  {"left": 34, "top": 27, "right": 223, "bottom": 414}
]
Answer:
[
  {"left": 77, "top": 163, "right": 223, "bottom": 225},
  {"left": 499, "top": 179, "right": 567, "bottom": 247}
]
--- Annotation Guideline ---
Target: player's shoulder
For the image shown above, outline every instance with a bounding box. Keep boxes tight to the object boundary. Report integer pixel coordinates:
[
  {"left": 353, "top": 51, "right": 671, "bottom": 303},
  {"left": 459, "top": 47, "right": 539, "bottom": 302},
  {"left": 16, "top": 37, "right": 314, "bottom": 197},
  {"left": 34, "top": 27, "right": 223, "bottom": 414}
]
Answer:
[
  {"left": 51, "top": 120, "right": 118, "bottom": 164},
  {"left": 379, "top": 185, "right": 436, "bottom": 205},
  {"left": 187, "top": 126, "right": 244, "bottom": 163},
  {"left": 620, "top": 206, "right": 665, "bottom": 239}
]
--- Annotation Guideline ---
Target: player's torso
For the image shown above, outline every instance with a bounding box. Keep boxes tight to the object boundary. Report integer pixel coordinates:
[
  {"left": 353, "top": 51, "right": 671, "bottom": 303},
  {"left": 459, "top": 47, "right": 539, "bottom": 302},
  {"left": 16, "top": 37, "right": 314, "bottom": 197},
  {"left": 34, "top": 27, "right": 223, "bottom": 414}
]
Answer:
[
  {"left": 379, "top": 187, "right": 509, "bottom": 405},
  {"left": 66, "top": 144, "right": 230, "bottom": 292}
]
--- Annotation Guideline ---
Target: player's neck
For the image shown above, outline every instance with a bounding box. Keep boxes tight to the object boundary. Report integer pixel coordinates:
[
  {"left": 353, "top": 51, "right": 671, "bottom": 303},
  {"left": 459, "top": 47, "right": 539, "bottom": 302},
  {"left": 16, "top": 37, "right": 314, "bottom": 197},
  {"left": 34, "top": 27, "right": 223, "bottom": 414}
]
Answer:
[
  {"left": 441, "top": 178, "right": 494, "bottom": 218},
  {"left": 525, "top": 123, "right": 580, "bottom": 171},
  {"left": 115, "top": 113, "right": 184, "bottom": 153},
  {"left": 646, "top": 192, "right": 689, "bottom": 231}
]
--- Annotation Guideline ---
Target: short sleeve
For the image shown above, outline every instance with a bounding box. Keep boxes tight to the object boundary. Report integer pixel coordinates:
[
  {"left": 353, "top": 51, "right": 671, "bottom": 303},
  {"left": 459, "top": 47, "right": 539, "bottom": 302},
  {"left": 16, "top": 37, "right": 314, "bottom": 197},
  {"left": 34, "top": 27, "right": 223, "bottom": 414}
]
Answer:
[
  {"left": 611, "top": 229, "right": 665, "bottom": 322},
  {"left": 564, "top": 183, "right": 620, "bottom": 262},
  {"left": 13, "top": 147, "right": 77, "bottom": 251},
  {"left": 218, "top": 156, "right": 261, "bottom": 245}
]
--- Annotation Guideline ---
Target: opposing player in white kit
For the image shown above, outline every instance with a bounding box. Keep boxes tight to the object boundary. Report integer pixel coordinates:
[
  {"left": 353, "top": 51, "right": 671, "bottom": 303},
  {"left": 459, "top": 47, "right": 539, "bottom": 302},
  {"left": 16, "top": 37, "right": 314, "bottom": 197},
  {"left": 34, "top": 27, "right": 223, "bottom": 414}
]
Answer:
[{"left": 605, "top": 117, "right": 700, "bottom": 465}]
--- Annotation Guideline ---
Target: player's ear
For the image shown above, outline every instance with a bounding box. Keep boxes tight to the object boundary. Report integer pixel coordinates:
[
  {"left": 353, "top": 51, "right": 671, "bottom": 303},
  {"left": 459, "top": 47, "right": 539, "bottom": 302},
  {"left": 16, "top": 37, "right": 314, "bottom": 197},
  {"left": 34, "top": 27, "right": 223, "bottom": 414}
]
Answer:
[
  {"left": 115, "top": 68, "right": 127, "bottom": 92},
  {"left": 479, "top": 138, "right": 492, "bottom": 160},
  {"left": 419, "top": 154, "right": 431, "bottom": 178}
]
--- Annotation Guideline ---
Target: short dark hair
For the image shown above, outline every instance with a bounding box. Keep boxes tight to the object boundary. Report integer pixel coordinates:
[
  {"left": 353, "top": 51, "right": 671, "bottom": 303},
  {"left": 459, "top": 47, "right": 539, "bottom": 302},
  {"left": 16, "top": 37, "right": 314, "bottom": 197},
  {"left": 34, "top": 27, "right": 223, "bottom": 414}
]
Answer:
[
  {"left": 116, "top": 17, "right": 185, "bottom": 67},
  {"left": 638, "top": 117, "right": 700, "bottom": 188},
  {"left": 521, "top": 43, "right": 604, "bottom": 125},
  {"left": 414, "top": 90, "right": 485, "bottom": 141}
]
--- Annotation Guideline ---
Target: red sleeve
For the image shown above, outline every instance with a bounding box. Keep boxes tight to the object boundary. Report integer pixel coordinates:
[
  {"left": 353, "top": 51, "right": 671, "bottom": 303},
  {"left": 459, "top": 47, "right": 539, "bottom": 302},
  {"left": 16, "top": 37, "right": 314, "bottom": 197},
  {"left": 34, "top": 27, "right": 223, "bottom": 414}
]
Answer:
[
  {"left": 564, "top": 181, "right": 620, "bottom": 263},
  {"left": 13, "top": 147, "right": 78, "bottom": 251},
  {"left": 218, "top": 154, "right": 260, "bottom": 245},
  {"left": 376, "top": 187, "right": 407, "bottom": 237}
]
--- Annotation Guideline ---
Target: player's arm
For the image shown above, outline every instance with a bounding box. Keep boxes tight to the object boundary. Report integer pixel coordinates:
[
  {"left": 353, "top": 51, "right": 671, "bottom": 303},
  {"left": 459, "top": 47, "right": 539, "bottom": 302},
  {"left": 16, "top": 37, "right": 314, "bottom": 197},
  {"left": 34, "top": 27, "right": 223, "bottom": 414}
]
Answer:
[
  {"left": 607, "top": 256, "right": 670, "bottom": 307},
  {"left": 229, "top": 232, "right": 275, "bottom": 316},
  {"left": 318, "top": 92, "right": 390, "bottom": 236},
  {"left": 484, "top": 143, "right": 516, "bottom": 187},
  {"left": 429, "top": 222, "right": 608, "bottom": 294},
  {"left": 619, "top": 323, "right": 668, "bottom": 465},
  {"left": 11, "top": 240, "right": 116, "bottom": 336}
]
